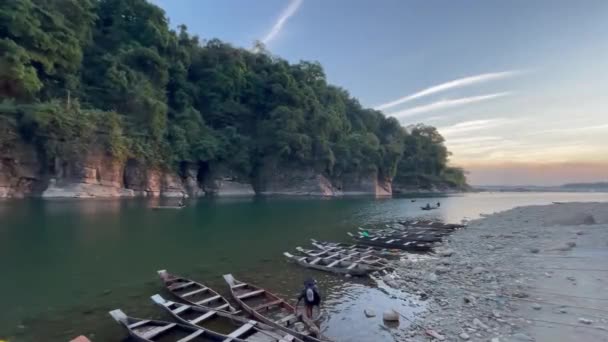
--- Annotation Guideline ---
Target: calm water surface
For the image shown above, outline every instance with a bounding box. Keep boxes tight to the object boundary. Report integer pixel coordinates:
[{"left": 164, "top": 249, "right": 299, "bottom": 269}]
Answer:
[{"left": 1, "top": 192, "right": 607, "bottom": 341}]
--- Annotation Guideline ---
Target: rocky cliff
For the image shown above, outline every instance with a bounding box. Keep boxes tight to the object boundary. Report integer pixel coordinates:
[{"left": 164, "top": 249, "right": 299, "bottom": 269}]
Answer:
[{"left": 0, "top": 148, "right": 395, "bottom": 198}]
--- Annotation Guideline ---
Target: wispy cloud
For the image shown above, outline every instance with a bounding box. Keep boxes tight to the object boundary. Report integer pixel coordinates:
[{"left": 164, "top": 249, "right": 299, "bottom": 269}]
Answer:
[
  {"left": 261, "top": 0, "right": 303, "bottom": 46},
  {"left": 439, "top": 118, "right": 517, "bottom": 136},
  {"left": 389, "top": 92, "right": 511, "bottom": 119},
  {"left": 374, "top": 70, "right": 522, "bottom": 111}
]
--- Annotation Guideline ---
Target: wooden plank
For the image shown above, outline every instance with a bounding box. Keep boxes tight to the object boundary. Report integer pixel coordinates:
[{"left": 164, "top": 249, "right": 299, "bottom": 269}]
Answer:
[
  {"left": 232, "top": 283, "right": 248, "bottom": 289},
  {"left": 237, "top": 289, "right": 265, "bottom": 300},
  {"left": 225, "top": 321, "right": 256, "bottom": 339},
  {"left": 309, "top": 257, "right": 322, "bottom": 265},
  {"left": 190, "top": 311, "right": 215, "bottom": 324},
  {"left": 347, "top": 262, "right": 358, "bottom": 270},
  {"left": 182, "top": 287, "right": 207, "bottom": 298},
  {"left": 172, "top": 305, "right": 190, "bottom": 315},
  {"left": 177, "top": 330, "right": 204, "bottom": 342},
  {"left": 326, "top": 259, "right": 341, "bottom": 268},
  {"left": 195, "top": 295, "right": 220, "bottom": 306},
  {"left": 215, "top": 303, "right": 231, "bottom": 311},
  {"left": 169, "top": 281, "right": 195, "bottom": 291},
  {"left": 141, "top": 323, "right": 176, "bottom": 339},
  {"left": 276, "top": 314, "right": 296, "bottom": 324},
  {"left": 253, "top": 299, "right": 283, "bottom": 311},
  {"left": 128, "top": 320, "right": 150, "bottom": 329}
]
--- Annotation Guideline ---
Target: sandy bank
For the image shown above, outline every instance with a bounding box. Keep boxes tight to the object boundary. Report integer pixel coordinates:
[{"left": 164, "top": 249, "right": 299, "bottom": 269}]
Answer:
[{"left": 389, "top": 202, "right": 608, "bottom": 342}]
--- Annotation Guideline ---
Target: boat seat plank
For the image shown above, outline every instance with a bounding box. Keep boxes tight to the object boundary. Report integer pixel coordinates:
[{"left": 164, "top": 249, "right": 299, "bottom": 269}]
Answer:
[
  {"left": 215, "top": 303, "right": 231, "bottom": 311},
  {"left": 326, "top": 259, "right": 341, "bottom": 267},
  {"left": 347, "top": 262, "right": 358, "bottom": 270},
  {"left": 253, "top": 299, "right": 283, "bottom": 311},
  {"left": 182, "top": 287, "right": 208, "bottom": 297},
  {"left": 276, "top": 314, "right": 296, "bottom": 324},
  {"left": 169, "top": 281, "right": 195, "bottom": 291},
  {"left": 223, "top": 321, "right": 257, "bottom": 341},
  {"left": 128, "top": 320, "right": 150, "bottom": 329},
  {"left": 195, "top": 295, "right": 221, "bottom": 306},
  {"left": 172, "top": 305, "right": 190, "bottom": 315},
  {"left": 237, "top": 289, "right": 265, "bottom": 300},
  {"left": 177, "top": 329, "right": 204, "bottom": 342},
  {"left": 190, "top": 311, "right": 215, "bottom": 324},
  {"left": 309, "top": 257, "right": 322, "bottom": 265},
  {"left": 141, "top": 323, "right": 176, "bottom": 339},
  {"left": 232, "top": 283, "right": 248, "bottom": 289}
]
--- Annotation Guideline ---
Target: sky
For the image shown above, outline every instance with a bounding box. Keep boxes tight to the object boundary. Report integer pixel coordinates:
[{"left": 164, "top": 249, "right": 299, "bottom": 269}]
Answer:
[{"left": 155, "top": 0, "right": 608, "bottom": 185}]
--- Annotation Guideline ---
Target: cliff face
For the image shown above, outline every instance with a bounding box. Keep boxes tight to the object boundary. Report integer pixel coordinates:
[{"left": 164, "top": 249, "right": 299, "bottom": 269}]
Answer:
[
  {"left": 0, "top": 147, "right": 397, "bottom": 198},
  {"left": 0, "top": 141, "right": 43, "bottom": 198}
]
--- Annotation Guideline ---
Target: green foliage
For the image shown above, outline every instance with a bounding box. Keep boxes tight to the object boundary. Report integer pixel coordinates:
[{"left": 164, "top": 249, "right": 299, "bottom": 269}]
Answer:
[{"left": 0, "top": 0, "right": 466, "bottom": 188}]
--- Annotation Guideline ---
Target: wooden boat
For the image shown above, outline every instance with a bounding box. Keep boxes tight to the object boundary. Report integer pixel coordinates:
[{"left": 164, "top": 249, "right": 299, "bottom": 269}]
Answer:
[
  {"left": 310, "top": 239, "right": 403, "bottom": 259},
  {"left": 158, "top": 270, "right": 237, "bottom": 312},
  {"left": 357, "top": 227, "right": 449, "bottom": 240},
  {"left": 223, "top": 274, "right": 327, "bottom": 342},
  {"left": 398, "top": 220, "right": 465, "bottom": 230},
  {"left": 420, "top": 206, "right": 438, "bottom": 211},
  {"left": 348, "top": 232, "right": 434, "bottom": 251},
  {"left": 109, "top": 309, "right": 239, "bottom": 341},
  {"left": 284, "top": 252, "right": 380, "bottom": 276},
  {"left": 151, "top": 294, "right": 302, "bottom": 342},
  {"left": 295, "top": 246, "right": 389, "bottom": 268},
  {"left": 355, "top": 231, "right": 443, "bottom": 243},
  {"left": 152, "top": 205, "right": 184, "bottom": 210}
]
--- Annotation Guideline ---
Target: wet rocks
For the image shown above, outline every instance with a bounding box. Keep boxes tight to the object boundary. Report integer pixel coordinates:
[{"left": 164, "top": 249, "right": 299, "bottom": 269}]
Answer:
[
  {"left": 472, "top": 266, "right": 486, "bottom": 275},
  {"left": 579, "top": 318, "right": 593, "bottom": 325},
  {"left": 459, "top": 332, "right": 471, "bottom": 340},
  {"left": 435, "top": 266, "right": 451, "bottom": 274},
  {"left": 532, "top": 304, "right": 542, "bottom": 310},
  {"left": 425, "top": 329, "right": 445, "bottom": 341},
  {"left": 383, "top": 309, "right": 399, "bottom": 321},
  {"left": 439, "top": 249, "right": 454, "bottom": 257},
  {"left": 364, "top": 309, "right": 376, "bottom": 318}
]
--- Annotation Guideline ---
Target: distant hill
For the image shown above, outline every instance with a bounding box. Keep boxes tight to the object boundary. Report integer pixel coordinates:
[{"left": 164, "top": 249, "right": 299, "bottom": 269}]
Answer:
[{"left": 561, "top": 182, "right": 608, "bottom": 189}]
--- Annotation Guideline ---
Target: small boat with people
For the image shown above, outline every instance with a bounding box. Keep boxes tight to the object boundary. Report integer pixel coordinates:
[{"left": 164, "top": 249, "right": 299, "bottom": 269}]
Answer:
[
  {"left": 158, "top": 270, "right": 237, "bottom": 312},
  {"left": 151, "top": 294, "right": 303, "bottom": 342},
  {"left": 284, "top": 252, "right": 381, "bottom": 276},
  {"left": 110, "top": 309, "right": 233, "bottom": 342},
  {"left": 223, "top": 274, "right": 328, "bottom": 342}
]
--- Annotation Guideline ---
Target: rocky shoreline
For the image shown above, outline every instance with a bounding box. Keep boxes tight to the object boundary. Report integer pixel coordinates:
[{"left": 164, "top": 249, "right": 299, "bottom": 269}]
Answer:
[{"left": 384, "top": 202, "right": 608, "bottom": 342}]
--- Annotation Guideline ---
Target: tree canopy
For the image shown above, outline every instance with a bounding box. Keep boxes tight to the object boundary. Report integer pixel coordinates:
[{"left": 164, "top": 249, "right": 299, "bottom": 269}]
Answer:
[{"left": 0, "top": 0, "right": 467, "bottom": 189}]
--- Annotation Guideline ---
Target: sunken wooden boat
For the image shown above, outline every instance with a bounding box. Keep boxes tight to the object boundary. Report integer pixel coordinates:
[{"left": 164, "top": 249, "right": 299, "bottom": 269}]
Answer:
[
  {"left": 158, "top": 270, "right": 237, "bottom": 312},
  {"left": 284, "top": 252, "right": 379, "bottom": 276},
  {"left": 295, "top": 246, "right": 389, "bottom": 268},
  {"left": 310, "top": 239, "right": 403, "bottom": 259},
  {"left": 223, "top": 274, "right": 328, "bottom": 342},
  {"left": 151, "top": 294, "right": 302, "bottom": 342},
  {"left": 348, "top": 232, "right": 434, "bottom": 251},
  {"left": 109, "top": 309, "right": 239, "bottom": 342}
]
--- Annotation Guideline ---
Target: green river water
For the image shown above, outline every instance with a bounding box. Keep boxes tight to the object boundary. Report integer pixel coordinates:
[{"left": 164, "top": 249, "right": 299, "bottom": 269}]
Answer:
[{"left": 1, "top": 192, "right": 607, "bottom": 341}]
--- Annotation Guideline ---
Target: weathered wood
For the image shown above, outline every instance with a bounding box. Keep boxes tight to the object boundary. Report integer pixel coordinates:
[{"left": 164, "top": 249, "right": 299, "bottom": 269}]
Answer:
[
  {"left": 238, "top": 289, "right": 265, "bottom": 300},
  {"left": 177, "top": 330, "right": 204, "bottom": 342},
  {"left": 141, "top": 323, "right": 176, "bottom": 339}
]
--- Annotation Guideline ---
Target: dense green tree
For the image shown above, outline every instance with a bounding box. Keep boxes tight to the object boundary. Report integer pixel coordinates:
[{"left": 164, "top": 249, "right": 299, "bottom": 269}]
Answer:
[{"left": 0, "top": 0, "right": 466, "bottom": 189}]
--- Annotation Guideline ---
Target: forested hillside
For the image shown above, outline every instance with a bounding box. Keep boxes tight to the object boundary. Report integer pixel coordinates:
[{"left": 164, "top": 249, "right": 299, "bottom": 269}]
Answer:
[{"left": 0, "top": 0, "right": 467, "bottom": 197}]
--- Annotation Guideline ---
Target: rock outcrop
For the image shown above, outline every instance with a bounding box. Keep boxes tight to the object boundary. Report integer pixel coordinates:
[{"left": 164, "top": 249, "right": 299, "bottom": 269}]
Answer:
[
  {"left": 256, "top": 164, "right": 339, "bottom": 196},
  {"left": 0, "top": 141, "right": 43, "bottom": 198}
]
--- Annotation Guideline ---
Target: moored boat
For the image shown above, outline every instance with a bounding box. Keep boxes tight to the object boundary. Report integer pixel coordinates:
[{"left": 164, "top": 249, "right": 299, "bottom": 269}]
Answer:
[
  {"left": 223, "top": 274, "right": 328, "bottom": 342},
  {"left": 310, "top": 239, "right": 402, "bottom": 259},
  {"left": 151, "top": 294, "right": 302, "bottom": 342},
  {"left": 158, "top": 270, "right": 237, "bottom": 312},
  {"left": 295, "top": 246, "right": 389, "bottom": 268},
  {"left": 109, "top": 309, "right": 237, "bottom": 341},
  {"left": 284, "top": 252, "right": 379, "bottom": 276},
  {"left": 348, "top": 232, "right": 434, "bottom": 251}
]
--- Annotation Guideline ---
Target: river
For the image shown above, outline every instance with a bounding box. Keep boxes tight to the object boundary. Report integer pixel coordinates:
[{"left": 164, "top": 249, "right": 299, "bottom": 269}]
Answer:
[{"left": 1, "top": 192, "right": 607, "bottom": 341}]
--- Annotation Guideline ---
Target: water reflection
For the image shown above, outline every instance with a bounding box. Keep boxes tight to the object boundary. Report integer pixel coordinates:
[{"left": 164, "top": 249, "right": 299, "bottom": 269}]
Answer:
[{"left": 1, "top": 192, "right": 607, "bottom": 341}]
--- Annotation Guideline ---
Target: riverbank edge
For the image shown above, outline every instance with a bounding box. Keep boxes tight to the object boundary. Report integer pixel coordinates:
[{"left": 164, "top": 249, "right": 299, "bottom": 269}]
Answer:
[{"left": 386, "top": 202, "right": 608, "bottom": 342}]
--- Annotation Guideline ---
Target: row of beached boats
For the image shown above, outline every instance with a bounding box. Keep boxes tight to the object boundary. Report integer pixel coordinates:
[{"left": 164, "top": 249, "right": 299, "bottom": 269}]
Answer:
[
  {"left": 110, "top": 270, "right": 328, "bottom": 342},
  {"left": 282, "top": 220, "right": 466, "bottom": 277}
]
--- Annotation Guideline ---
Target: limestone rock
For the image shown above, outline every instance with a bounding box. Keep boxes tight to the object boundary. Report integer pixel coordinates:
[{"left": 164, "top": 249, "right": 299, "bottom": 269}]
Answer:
[{"left": 383, "top": 309, "right": 399, "bottom": 322}]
